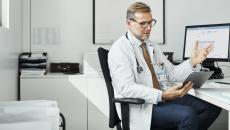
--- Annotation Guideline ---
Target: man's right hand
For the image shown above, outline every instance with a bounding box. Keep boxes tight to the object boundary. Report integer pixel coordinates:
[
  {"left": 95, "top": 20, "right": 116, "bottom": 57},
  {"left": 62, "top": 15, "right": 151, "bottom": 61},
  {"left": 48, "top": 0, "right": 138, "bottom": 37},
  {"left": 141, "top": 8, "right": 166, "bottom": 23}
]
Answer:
[
  {"left": 191, "top": 41, "right": 214, "bottom": 67},
  {"left": 162, "top": 81, "right": 193, "bottom": 102}
]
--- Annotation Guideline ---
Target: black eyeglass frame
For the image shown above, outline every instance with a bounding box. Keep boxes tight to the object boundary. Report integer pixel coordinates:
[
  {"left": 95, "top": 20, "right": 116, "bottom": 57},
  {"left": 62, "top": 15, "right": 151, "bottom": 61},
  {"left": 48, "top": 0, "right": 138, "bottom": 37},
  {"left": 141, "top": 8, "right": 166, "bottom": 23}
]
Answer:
[{"left": 129, "top": 18, "right": 157, "bottom": 28}]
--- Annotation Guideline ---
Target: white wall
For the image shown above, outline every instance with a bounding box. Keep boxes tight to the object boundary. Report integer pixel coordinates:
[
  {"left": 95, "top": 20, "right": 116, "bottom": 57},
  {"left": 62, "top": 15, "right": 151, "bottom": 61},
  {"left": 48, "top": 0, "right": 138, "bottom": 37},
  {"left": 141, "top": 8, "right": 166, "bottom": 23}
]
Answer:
[
  {"left": 0, "top": 0, "right": 2, "bottom": 26},
  {"left": 23, "top": 0, "right": 109, "bottom": 72},
  {"left": 164, "top": 0, "right": 230, "bottom": 78},
  {"left": 164, "top": 0, "right": 230, "bottom": 60},
  {"left": 0, "top": 0, "right": 22, "bottom": 100},
  {"left": 23, "top": 0, "right": 230, "bottom": 72}
]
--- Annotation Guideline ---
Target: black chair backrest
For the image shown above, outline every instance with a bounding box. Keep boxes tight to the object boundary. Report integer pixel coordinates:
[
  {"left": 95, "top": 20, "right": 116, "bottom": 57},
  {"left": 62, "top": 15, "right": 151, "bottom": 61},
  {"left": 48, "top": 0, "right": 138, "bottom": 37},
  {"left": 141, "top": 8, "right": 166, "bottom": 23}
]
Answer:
[
  {"left": 97, "top": 47, "right": 121, "bottom": 128},
  {"left": 163, "top": 52, "right": 174, "bottom": 63}
]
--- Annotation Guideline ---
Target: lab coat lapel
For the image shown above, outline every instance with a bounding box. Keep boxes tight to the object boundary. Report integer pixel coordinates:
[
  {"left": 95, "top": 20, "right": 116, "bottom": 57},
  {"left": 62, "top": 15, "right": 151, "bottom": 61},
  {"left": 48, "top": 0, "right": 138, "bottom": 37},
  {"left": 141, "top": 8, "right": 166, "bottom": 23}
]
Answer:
[
  {"left": 148, "top": 44, "right": 154, "bottom": 65},
  {"left": 134, "top": 44, "right": 150, "bottom": 73},
  {"left": 149, "top": 42, "right": 161, "bottom": 66}
]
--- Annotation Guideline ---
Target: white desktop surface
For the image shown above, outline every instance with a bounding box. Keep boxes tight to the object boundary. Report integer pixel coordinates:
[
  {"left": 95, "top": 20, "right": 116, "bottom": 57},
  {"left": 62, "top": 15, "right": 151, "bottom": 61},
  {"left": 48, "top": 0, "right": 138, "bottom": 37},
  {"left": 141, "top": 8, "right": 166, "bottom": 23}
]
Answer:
[
  {"left": 195, "top": 88, "right": 230, "bottom": 109},
  {"left": 194, "top": 78, "right": 230, "bottom": 130}
]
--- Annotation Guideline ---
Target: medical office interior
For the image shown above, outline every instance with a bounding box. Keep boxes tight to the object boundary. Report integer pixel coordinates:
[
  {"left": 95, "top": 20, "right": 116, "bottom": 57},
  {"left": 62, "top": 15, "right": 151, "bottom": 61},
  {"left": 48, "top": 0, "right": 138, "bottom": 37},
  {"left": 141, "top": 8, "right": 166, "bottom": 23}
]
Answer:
[{"left": 0, "top": 0, "right": 230, "bottom": 130}]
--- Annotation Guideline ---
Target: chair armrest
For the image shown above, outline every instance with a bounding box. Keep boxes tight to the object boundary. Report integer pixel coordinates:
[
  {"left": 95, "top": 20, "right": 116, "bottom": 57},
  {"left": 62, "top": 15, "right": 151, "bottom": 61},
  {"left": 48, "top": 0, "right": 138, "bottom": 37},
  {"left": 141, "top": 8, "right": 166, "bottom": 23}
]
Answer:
[
  {"left": 113, "top": 98, "right": 145, "bottom": 130},
  {"left": 113, "top": 98, "right": 145, "bottom": 105}
]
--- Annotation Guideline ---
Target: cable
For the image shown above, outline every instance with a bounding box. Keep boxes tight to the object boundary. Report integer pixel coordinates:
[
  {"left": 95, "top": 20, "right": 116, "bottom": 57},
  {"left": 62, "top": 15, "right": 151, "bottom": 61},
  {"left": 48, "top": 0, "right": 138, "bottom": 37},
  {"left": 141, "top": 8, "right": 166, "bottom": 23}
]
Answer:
[
  {"left": 200, "top": 61, "right": 203, "bottom": 71},
  {"left": 217, "top": 62, "right": 230, "bottom": 78},
  {"left": 215, "top": 61, "right": 224, "bottom": 78},
  {"left": 215, "top": 61, "right": 220, "bottom": 68}
]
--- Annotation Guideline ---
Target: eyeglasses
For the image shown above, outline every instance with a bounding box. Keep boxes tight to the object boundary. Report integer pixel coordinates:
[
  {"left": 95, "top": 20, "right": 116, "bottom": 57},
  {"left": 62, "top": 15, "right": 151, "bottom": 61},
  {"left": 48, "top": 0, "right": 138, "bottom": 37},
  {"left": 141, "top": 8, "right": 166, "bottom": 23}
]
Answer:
[{"left": 130, "top": 19, "right": 157, "bottom": 28}]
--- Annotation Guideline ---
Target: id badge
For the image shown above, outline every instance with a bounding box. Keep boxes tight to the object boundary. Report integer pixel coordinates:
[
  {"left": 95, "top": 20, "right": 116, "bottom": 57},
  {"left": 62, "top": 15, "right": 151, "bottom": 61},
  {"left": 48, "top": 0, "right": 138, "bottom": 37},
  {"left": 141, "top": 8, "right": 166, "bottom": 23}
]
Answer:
[
  {"left": 154, "top": 65, "right": 167, "bottom": 81},
  {"left": 154, "top": 64, "right": 171, "bottom": 90}
]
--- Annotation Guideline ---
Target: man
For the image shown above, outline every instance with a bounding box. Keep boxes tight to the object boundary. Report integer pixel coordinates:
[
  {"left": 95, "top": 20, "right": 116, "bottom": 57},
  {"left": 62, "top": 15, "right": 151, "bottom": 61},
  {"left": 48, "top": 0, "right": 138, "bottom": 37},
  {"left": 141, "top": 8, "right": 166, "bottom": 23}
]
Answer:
[{"left": 108, "top": 2, "right": 221, "bottom": 130}]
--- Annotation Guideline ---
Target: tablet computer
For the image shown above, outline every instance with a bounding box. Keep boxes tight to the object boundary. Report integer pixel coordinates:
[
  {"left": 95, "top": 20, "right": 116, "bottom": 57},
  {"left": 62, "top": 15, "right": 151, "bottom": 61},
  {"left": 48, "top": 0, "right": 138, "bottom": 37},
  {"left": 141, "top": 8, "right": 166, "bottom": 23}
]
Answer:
[{"left": 183, "top": 71, "right": 214, "bottom": 88}]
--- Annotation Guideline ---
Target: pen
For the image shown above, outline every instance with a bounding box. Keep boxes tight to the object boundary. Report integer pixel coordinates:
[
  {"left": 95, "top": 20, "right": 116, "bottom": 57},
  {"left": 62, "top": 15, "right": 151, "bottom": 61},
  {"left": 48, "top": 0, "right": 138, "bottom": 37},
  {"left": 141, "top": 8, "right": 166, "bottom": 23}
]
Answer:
[{"left": 214, "top": 81, "right": 230, "bottom": 85}]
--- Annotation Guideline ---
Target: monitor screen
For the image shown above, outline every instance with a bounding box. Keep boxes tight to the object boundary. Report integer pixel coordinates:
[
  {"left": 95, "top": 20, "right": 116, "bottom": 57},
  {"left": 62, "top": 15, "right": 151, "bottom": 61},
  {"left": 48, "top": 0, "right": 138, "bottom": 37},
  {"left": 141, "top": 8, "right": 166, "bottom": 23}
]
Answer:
[{"left": 183, "top": 23, "right": 230, "bottom": 61}]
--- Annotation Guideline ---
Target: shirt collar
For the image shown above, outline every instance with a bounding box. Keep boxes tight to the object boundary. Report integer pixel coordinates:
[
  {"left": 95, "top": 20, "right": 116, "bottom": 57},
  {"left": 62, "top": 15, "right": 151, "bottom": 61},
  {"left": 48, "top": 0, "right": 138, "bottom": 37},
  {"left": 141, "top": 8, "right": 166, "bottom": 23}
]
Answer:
[{"left": 127, "top": 31, "right": 154, "bottom": 47}]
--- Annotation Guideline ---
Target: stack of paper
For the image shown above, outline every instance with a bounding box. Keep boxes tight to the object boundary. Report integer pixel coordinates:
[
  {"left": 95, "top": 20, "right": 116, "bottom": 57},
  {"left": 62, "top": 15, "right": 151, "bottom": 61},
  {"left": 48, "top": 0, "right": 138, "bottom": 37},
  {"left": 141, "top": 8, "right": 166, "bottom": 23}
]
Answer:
[
  {"left": 19, "top": 52, "right": 48, "bottom": 76},
  {"left": 21, "top": 68, "right": 46, "bottom": 75}
]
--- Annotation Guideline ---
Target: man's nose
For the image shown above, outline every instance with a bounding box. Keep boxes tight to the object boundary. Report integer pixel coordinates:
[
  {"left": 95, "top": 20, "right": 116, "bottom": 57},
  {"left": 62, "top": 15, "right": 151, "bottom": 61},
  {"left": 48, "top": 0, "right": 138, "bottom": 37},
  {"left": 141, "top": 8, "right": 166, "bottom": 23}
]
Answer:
[{"left": 145, "top": 24, "right": 152, "bottom": 31}]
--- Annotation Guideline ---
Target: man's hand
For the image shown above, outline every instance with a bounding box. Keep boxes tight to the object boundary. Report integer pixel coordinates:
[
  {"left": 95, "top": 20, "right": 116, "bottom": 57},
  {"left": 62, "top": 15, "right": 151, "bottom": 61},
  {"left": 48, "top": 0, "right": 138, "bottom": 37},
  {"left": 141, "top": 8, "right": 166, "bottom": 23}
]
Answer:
[
  {"left": 162, "top": 81, "right": 193, "bottom": 102},
  {"left": 191, "top": 41, "right": 214, "bottom": 67}
]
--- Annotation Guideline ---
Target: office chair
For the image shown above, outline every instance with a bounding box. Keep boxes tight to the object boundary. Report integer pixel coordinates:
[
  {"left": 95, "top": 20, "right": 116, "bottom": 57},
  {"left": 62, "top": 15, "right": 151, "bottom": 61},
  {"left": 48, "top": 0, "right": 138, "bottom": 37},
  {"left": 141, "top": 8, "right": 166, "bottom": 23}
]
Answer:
[
  {"left": 163, "top": 52, "right": 173, "bottom": 63},
  {"left": 97, "top": 47, "right": 175, "bottom": 130}
]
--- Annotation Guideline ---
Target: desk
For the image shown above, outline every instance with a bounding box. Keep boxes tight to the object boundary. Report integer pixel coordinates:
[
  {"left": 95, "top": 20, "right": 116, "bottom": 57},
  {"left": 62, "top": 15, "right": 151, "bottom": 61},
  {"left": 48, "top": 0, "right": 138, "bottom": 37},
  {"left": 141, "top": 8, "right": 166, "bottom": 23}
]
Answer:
[{"left": 194, "top": 81, "right": 230, "bottom": 130}]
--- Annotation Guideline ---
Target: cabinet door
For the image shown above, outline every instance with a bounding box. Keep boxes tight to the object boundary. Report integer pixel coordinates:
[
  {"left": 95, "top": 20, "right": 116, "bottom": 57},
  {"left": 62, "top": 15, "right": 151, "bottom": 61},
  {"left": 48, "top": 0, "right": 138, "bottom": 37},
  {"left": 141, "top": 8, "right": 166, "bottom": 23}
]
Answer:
[
  {"left": 87, "top": 77, "right": 115, "bottom": 130},
  {"left": 21, "top": 76, "right": 87, "bottom": 130}
]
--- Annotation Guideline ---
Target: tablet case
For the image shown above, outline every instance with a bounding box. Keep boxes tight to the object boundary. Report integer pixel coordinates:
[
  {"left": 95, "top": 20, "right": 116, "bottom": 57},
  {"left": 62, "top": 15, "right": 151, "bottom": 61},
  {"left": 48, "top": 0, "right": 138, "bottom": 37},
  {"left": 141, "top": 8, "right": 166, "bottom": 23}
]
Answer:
[{"left": 183, "top": 71, "right": 214, "bottom": 88}]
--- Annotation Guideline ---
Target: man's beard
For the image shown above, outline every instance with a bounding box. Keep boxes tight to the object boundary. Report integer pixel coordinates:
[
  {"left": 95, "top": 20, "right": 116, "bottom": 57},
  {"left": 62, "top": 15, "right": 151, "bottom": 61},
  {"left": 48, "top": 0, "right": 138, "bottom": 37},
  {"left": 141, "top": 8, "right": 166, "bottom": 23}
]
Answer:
[{"left": 136, "top": 35, "right": 149, "bottom": 42}]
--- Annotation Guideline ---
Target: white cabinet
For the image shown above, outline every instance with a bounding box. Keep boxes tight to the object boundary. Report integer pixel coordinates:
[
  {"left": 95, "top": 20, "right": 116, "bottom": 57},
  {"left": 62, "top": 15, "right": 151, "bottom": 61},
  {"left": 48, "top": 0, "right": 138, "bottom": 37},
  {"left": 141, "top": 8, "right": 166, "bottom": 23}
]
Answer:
[
  {"left": 20, "top": 74, "right": 113, "bottom": 130},
  {"left": 87, "top": 77, "right": 111, "bottom": 130},
  {"left": 21, "top": 74, "right": 87, "bottom": 130}
]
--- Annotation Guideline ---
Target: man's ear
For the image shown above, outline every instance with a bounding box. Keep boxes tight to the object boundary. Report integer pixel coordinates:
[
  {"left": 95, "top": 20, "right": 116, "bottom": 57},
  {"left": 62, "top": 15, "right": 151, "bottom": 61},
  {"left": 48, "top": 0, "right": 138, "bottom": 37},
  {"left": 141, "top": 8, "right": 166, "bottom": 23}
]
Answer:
[{"left": 126, "top": 20, "right": 131, "bottom": 25}]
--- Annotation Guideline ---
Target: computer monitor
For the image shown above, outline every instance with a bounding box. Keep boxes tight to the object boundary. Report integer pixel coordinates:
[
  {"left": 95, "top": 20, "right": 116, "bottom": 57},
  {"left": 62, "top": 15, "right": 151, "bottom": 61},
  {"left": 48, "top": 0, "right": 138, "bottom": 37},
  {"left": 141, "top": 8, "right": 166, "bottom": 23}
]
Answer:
[{"left": 183, "top": 23, "right": 230, "bottom": 79}]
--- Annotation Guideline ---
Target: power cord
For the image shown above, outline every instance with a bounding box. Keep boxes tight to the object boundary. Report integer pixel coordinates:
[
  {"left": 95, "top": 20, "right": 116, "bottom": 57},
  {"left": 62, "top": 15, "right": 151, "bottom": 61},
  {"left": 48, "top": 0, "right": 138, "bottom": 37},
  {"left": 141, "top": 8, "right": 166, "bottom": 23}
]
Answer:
[
  {"left": 215, "top": 61, "right": 224, "bottom": 78},
  {"left": 218, "top": 64, "right": 230, "bottom": 78},
  {"left": 200, "top": 62, "right": 209, "bottom": 72},
  {"left": 200, "top": 61, "right": 224, "bottom": 79}
]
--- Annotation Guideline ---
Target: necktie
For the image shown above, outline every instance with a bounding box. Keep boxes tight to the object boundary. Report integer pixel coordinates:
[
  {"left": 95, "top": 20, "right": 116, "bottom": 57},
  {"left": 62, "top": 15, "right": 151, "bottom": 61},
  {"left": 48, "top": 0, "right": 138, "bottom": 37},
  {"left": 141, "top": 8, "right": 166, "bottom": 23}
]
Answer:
[{"left": 140, "top": 43, "right": 160, "bottom": 89}]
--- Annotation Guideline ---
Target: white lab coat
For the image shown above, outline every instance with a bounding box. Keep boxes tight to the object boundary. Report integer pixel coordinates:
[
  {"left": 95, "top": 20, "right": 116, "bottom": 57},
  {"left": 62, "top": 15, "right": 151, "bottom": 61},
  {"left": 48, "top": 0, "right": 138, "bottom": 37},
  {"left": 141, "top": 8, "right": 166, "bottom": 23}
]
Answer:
[{"left": 108, "top": 32, "right": 196, "bottom": 130}]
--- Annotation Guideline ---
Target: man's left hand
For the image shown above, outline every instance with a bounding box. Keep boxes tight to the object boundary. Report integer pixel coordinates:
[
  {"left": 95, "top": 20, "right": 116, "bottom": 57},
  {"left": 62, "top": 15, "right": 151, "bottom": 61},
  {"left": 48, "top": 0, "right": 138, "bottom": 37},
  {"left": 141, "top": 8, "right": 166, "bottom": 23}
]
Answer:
[{"left": 191, "top": 41, "right": 214, "bottom": 67}]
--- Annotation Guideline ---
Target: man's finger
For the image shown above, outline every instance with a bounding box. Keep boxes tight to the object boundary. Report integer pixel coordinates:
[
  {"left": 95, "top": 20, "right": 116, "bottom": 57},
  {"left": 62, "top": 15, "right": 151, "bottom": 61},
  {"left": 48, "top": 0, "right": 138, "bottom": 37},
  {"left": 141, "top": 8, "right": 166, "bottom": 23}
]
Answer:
[
  {"left": 194, "top": 41, "right": 199, "bottom": 49},
  {"left": 185, "top": 83, "right": 193, "bottom": 92},
  {"left": 207, "top": 45, "right": 214, "bottom": 52},
  {"left": 206, "top": 43, "right": 214, "bottom": 52},
  {"left": 181, "top": 81, "right": 192, "bottom": 90},
  {"left": 184, "top": 81, "right": 192, "bottom": 87},
  {"left": 175, "top": 85, "right": 182, "bottom": 90},
  {"left": 202, "top": 50, "right": 208, "bottom": 56},
  {"left": 181, "top": 83, "right": 193, "bottom": 96}
]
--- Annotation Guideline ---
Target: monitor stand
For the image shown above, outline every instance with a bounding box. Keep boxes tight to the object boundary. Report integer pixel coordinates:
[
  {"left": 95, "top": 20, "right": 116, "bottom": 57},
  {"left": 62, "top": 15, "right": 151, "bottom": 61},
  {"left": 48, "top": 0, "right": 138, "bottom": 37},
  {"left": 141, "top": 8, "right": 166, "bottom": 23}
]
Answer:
[{"left": 201, "top": 61, "right": 224, "bottom": 79}]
